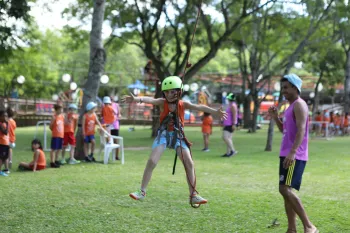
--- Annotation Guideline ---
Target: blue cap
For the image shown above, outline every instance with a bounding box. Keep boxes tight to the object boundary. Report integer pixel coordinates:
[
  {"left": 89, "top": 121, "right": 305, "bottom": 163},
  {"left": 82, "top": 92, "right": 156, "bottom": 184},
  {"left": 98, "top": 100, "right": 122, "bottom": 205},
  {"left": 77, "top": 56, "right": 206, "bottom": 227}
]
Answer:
[
  {"left": 86, "top": 102, "right": 97, "bottom": 111},
  {"left": 283, "top": 74, "right": 302, "bottom": 93},
  {"left": 68, "top": 103, "right": 78, "bottom": 109}
]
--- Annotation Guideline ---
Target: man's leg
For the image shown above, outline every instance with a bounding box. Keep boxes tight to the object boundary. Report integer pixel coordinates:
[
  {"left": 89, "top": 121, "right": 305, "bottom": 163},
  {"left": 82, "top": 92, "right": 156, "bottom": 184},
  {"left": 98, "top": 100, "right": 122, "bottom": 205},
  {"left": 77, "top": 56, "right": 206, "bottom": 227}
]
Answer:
[
  {"left": 280, "top": 186, "right": 297, "bottom": 232},
  {"left": 279, "top": 186, "right": 317, "bottom": 233}
]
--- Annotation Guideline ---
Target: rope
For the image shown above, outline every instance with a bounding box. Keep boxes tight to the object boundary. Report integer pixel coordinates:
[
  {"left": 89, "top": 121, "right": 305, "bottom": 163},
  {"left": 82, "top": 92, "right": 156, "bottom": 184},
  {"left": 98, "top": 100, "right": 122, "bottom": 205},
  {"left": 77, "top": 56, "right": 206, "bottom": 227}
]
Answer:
[{"left": 181, "top": 0, "right": 203, "bottom": 81}]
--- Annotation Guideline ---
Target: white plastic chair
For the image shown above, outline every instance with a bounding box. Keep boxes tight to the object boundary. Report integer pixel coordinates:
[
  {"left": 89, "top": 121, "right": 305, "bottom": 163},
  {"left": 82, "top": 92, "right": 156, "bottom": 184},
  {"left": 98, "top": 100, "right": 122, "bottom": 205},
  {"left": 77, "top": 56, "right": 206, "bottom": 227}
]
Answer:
[{"left": 98, "top": 130, "right": 124, "bottom": 165}]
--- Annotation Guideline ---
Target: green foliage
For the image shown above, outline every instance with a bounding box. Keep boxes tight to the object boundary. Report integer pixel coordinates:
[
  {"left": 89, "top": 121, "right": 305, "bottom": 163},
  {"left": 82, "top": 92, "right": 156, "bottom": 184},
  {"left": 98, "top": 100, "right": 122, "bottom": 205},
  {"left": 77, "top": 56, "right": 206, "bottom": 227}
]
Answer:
[{"left": 0, "top": 0, "right": 32, "bottom": 60}]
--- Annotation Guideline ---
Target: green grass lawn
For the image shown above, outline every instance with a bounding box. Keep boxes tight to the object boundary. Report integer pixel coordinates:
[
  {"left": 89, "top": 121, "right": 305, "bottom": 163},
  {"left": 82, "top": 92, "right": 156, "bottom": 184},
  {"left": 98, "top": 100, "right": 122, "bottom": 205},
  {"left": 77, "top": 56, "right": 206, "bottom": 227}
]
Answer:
[{"left": 1, "top": 125, "right": 349, "bottom": 233}]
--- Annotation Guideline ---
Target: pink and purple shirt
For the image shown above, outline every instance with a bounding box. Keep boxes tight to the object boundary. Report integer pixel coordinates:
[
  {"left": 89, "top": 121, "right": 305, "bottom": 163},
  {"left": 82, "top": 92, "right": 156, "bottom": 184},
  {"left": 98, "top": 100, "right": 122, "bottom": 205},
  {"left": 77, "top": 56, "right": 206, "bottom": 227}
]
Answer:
[
  {"left": 223, "top": 102, "right": 238, "bottom": 126},
  {"left": 280, "top": 98, "right": 309, "bottom": 161}
]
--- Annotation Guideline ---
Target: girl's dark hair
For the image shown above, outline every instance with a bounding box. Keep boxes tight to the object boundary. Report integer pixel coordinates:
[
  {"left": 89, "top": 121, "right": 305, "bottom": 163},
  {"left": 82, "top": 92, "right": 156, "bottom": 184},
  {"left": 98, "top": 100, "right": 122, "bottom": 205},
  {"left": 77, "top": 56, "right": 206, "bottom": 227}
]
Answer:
[
  {"left": 6, "top": 107, "right": 15, "bottom": 118},
  {"left": 32, "top": 139, "right": 43, "bottom": 151},
  {"left": 204, "top": 112, "right": 211, "bottom": 116}
]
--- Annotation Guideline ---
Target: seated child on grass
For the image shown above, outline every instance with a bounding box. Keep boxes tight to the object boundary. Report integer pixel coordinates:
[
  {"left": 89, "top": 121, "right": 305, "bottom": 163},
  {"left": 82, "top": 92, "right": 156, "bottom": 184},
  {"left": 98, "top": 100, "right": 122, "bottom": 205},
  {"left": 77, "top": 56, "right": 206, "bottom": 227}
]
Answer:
[{"left": 19, "top": 139, "right": 46, "bottom": 172}]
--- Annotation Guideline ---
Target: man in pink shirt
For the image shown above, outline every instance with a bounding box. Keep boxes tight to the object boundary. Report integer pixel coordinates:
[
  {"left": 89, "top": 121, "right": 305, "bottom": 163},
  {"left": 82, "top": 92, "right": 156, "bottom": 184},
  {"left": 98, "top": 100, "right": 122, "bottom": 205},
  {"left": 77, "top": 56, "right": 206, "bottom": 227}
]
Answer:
[{"left": 269, "top": 74, "right": 318, "bottom": 233}]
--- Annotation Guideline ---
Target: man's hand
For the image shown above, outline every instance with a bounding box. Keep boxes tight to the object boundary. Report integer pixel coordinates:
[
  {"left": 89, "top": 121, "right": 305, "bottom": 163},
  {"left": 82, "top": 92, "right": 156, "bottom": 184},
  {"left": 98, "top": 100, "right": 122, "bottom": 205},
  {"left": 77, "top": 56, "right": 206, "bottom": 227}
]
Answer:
[
  {"left": 217, "top": 107, "right": 227, "bottom": 120},
  {"left": 232, "top": 125, "right": 236, "bottom": 132},
  {"left": 121, "top": 93, "right": 135, "bottom": 103},
  {"left": 268, "top": 106, "right": 279, "bottom": 119},
  {"left": 283, "top": 151, "right": 296, "bottom": 169}
]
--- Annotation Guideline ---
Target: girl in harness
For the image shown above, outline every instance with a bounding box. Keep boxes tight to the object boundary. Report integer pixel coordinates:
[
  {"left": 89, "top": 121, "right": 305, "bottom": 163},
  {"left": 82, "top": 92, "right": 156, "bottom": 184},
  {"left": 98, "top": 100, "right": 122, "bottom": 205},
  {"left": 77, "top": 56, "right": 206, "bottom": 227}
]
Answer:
[{"left": 122, "top": 76, "right": 227, "bottom": 206}]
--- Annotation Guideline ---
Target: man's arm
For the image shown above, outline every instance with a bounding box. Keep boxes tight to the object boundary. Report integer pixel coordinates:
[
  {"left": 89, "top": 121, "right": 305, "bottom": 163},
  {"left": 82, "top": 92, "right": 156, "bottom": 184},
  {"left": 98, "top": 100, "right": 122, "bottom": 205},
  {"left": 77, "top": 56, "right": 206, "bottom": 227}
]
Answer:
[
  {"left": 269, "top": 106, "right": 283, "bottom": 132},
  {"left": 273, "top": 116, "right": 284, "bottom": 133},
  {"left": 290, "top": 101, "right": 308, "bottom": 153}
]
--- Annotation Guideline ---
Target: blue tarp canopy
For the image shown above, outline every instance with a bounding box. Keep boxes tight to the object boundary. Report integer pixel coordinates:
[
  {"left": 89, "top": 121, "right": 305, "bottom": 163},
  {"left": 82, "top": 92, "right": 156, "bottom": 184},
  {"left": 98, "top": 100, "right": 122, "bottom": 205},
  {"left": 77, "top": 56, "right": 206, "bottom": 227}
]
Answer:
[{"left": 128, "top": 80, "right": 148, "bottom": 90}]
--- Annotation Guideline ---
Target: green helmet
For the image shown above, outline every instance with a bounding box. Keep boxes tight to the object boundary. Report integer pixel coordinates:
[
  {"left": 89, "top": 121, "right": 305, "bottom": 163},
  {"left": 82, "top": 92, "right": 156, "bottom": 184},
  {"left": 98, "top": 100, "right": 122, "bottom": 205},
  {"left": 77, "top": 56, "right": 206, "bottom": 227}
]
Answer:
[
  {"left": 226, "top": 93, "right": 236, "bottom": 101},
  {"left": 161, "top": 76, "right": 183, "bottom": 91}
]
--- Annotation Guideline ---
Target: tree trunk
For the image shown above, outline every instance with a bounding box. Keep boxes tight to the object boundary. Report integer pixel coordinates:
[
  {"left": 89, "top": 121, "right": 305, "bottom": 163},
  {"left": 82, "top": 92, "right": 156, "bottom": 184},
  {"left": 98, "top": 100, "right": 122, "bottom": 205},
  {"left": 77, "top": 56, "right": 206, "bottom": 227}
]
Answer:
[
  {"left": 265, "top": 119, "right": 274, "bottom": 151},
  {"left": 75, "top": 0, "right": 106, "bottom": 160},
  {"left": 243, "top": 95, "right": 251, "bottom": 128},
  {"left": 344, "top": 50, "right": 350, "bottom": 113},
  {"left": 312, "top": 72, "right": 323, "bottom": 118},
  {"left": 151, "top": 86, "right": 162, "bottom": 137},
  {"left": 250, "top": 98, "right": 260, "bottom": 133}
]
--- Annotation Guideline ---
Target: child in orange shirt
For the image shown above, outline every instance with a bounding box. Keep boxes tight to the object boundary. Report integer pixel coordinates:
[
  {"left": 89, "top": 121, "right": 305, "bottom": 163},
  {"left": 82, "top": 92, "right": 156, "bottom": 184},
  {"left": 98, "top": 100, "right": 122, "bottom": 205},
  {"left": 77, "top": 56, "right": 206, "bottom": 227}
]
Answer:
[
  {"left": 18, "top": 139, "right": 46, "bottom": 172},
  {"left": 49, "top": 104, "right": 64, "bottom": 168},
  {"left": 201, "top": 112, "right": 213, "bottom": 152},
  {"left": 6, "top": 107, "right": 16, "bottom": 171},
  {"left": 61, "top": 104, "right": 80, "bottom": 165},
  {"left": 334, "top": 112, "right": 341, "bottom": 135},
  {"left": 101, "top": 96, "right": 118, "bottom": 143},
  {"left": 82, "top": 102, "right": 104, "bottom": 162},
  {"left": 0, "top": 109, "right": 9, "bottom": 177}
]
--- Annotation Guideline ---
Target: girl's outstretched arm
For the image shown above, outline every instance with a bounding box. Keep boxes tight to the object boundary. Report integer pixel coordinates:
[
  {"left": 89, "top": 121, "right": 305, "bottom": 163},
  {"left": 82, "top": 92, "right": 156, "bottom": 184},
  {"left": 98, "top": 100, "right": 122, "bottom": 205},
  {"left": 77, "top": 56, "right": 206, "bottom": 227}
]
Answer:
[
  {"left": 184, "top": 102, "right": 228, "bottom": 120},
  {"left": 121, "top": 93, "right": 164, "bottom": 106}
]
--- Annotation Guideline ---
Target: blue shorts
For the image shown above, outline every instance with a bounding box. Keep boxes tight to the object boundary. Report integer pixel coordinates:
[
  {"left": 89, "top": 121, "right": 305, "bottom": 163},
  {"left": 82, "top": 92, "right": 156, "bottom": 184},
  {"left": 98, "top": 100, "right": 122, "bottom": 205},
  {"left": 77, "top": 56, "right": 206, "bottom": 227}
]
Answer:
[
  {"left": 51, "top": 137, "right": 63, "bottom": 150},
  {"left": 279, "top": 157, "right": 307, "bottom": 191},
  {"left": 84, "top": 135, "right": 95, "bottom": 143},
  {"left": 152, "top": 131, "right": 189, "bottom": 151}
]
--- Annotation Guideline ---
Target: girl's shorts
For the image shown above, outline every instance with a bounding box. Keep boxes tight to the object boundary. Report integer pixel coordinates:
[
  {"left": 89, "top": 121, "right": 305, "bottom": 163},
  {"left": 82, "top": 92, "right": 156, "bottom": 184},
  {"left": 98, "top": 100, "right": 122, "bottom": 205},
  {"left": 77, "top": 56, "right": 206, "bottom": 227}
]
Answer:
[{"left": 152, "top": 131, "right": 189, "bottom": 151}]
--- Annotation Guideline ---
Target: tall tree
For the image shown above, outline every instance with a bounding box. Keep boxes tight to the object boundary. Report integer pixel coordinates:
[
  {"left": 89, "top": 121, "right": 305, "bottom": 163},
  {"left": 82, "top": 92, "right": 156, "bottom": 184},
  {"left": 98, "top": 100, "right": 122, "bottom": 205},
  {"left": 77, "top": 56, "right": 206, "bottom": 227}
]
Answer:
[
  {"left": 65, "top": 0, "right": 277, "bottom": 136},
  {"left": 264, "top": 0, "right": 335, "bottom": 151},
  {"left": 0, "top": 0, "right": 31, "bottom": 61},
  {"left": 332, "top": 1, "right": 350, "bottom": 112},
  {"left": 75, "top": 0, "right": 106, "bottom": 159}
]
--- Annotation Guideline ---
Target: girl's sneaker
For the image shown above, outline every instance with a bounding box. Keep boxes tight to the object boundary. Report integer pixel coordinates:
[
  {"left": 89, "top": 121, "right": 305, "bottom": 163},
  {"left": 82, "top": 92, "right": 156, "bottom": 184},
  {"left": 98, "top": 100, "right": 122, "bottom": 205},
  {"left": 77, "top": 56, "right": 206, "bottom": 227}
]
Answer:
[
  {"left": 202, "top": 148, "right": 210, "bottom": 152},
  {"left": 0, "top": 171, "right": 9, "bottom": 177},
  {"left": 129, "top": 190, "right": 146, "bottom": 201},
  {"left": 190, "top": 195, "right": 208, "bottom": 205},
  {"left": 60, "top": 159, "right": 67, "bottom": 165}
]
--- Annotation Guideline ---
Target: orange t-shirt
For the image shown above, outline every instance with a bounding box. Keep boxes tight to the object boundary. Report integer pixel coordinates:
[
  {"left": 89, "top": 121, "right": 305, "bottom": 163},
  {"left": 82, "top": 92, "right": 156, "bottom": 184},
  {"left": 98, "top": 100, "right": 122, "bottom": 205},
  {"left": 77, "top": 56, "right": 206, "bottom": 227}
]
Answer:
[
  {"left": 344, "top": 116, "right": 349, "bottom": 127},
  {"left": 51, "top": 114, "right": 64, "bottom": 138},
  {"left": 334, "top": 116, "right": 341, "bottom": 126},
  {"left": 315, "top": 115, "right": 322, "bottom": 122},
  {"left": 84, "top": 113, "right": 97, "bottom": 136},
  {"left": 34, "top": 149, "right": 46, "bottom": 167},
  {"left": 8, "top": 118, "right": 16, "bottom": 143},
  {"left": 0, "top": 122, "right": 9, "bottom": 145},
  {"left": 64, "top": 113, "right": 78, "bottom": 133},
  {"left": 202, "top": 115, "right": 213, "bottom": 134},
  {"left": 102, "top": 105, "right": 116, "bottom": 124},
  {"left": 159, "top": 100, "right": 185, "bottom": 131}
]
